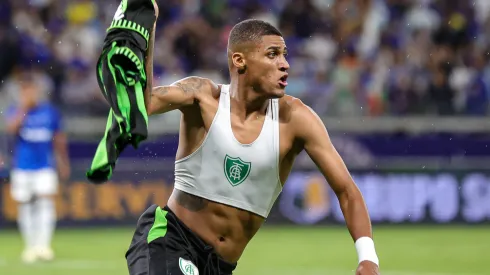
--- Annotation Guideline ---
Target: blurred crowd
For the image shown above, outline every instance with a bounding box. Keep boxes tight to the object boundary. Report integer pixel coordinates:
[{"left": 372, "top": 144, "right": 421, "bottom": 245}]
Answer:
[{"left": 1, "top": 0, "right": 490, "bottom": 117}]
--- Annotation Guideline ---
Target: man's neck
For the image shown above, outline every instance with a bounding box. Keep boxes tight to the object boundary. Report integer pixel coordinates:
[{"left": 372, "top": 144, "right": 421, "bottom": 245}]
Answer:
[{"left": 229, "top": 79, "right": 269, "bottom": 120}]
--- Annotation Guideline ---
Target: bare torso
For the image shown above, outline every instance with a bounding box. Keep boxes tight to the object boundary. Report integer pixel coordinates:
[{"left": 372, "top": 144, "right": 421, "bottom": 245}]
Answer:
[{"left": 167, "top": 86, "right": 302, "bottom": 263}]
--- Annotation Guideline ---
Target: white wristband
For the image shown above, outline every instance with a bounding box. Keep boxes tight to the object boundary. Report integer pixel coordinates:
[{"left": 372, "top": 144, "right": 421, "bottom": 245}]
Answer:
[{"left": 355, "top": 237, "right": 379, "bottom": 266}]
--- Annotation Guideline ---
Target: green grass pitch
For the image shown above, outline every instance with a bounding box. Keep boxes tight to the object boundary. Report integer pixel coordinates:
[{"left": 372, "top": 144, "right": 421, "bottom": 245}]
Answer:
[{"left": 0, "top": 226, "right": 487, "bottom": 275}]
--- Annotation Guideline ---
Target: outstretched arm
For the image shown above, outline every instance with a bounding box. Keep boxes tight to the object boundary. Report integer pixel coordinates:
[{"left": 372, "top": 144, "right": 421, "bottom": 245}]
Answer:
[{"left": 292, "top": 100, "right": 379, "bottom": 274}]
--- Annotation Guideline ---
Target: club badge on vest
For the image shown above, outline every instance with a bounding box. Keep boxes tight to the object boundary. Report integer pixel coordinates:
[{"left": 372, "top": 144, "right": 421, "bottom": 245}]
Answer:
[{"left": 224, "top": 155, "right": 251, "bottom": 186}]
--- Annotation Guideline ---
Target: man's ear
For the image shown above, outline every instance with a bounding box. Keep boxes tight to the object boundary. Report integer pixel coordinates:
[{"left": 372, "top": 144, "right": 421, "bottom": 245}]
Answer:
[{"left": 232, "top": 52, "right": 247, "bottom": 74}]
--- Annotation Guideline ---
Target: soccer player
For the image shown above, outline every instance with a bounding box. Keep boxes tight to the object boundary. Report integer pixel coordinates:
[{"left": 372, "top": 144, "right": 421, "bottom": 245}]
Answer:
[
  {"left": 124, "top": 7, "right": 379, "bottom": 275},
  {"left": 4, "top": 71, "right": 70, "bottom": 263}
]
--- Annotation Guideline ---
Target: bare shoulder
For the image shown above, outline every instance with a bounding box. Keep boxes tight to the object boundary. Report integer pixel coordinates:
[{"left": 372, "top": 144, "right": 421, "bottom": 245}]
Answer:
[
  {"left": 172, "top": 76, "right": 220, "bottom": 100},
  {"left": 278, "top": 95, "right": 325, "bottom": 140},
  {"left": 278, "top": 95, "right": 318, "bottom": 123}
]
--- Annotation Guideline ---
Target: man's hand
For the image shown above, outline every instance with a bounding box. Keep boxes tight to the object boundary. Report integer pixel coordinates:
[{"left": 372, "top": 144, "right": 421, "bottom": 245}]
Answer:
[{"left": 356, "top": 261, "right": 380, "bottom": 275}]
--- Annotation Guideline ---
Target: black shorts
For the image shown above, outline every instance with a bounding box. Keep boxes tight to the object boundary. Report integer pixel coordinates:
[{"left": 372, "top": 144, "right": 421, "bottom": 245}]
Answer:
[{"left": 125, "top": 204, "right": 237, "bottom": 275}]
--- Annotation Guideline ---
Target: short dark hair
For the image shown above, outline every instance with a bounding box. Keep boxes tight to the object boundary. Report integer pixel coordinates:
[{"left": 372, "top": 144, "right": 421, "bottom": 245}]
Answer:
[{"left": 228, "top": 19, "right": 282, "bottom": 49}]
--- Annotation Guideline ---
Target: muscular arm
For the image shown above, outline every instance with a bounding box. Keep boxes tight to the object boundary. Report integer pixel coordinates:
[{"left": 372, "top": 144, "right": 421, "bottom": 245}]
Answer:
[
  {"left": 143, "top": 23, "right": 156, "bottom": 110},
  {"left": 141, "top": 4, "right": 218, "bottom": 116},
  {"left": 148, "top": 76, "right": 218, "bottom": 115},
  {"left": 292, "top": 100, "right": 372, "bottom": 241},
  {"left": 143, "top": 1, "right": 159, "bottom": 110}
]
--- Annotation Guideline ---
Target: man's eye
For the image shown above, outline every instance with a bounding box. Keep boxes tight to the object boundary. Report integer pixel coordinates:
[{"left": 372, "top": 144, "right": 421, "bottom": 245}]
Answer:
[{"left": 268, "top": 52, "right": 277, "bottom": 58}]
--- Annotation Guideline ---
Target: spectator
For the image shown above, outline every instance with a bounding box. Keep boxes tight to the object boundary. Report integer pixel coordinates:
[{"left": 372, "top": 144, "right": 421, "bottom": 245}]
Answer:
[{"left": 0, "top": 0, "right": 489, "bottom": 118}]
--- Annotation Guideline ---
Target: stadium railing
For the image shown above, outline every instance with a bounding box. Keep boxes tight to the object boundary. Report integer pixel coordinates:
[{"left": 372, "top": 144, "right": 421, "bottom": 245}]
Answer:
[{"left": 2, "top": 115, "right": 490, "bottom": 135}]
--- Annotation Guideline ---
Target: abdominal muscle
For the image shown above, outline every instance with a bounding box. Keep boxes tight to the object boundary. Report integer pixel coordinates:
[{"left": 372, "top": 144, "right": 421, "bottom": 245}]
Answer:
[{"left": 167, "top": 189, "right": 265, "bottom": 263}]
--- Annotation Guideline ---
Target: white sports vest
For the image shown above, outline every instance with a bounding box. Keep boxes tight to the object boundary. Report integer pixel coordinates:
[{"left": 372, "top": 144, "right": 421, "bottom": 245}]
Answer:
[{"left": 174, "top": 85, "right": 282, "bottom": 218}]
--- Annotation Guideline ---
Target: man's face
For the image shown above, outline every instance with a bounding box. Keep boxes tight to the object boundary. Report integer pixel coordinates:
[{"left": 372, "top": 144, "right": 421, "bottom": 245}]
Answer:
[
  {"left": 18, "top": 73, "right": 40, "bottom": 107},
  {"left": 20, "top": 80, "right": 38, "bottom": 99},
  {"left": 243, "top": 35, "right": 290, "bottom": 98}
]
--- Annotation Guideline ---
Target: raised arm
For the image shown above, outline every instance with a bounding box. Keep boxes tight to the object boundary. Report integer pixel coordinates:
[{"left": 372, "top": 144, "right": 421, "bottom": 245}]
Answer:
[
  {"left": 291, "top": 99, "right": 379, "bottom": 274},
  {"left": 143, "top": 0, "right": 158, "bottom": 110},
  {"left": 142, "top": 33, "right": 209, "bottom": 115},
  {"left": 148, "top": 76, "right": 218, "bottom": 115},
  {"left": 144, "top": 22, "right": 156, "bottom": 111},
  {"left": 141, "top": 4, "right": 217, "bottom": 116},
  {"left": 143, "top": 31, "right": 215, "bottom": 115}
]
